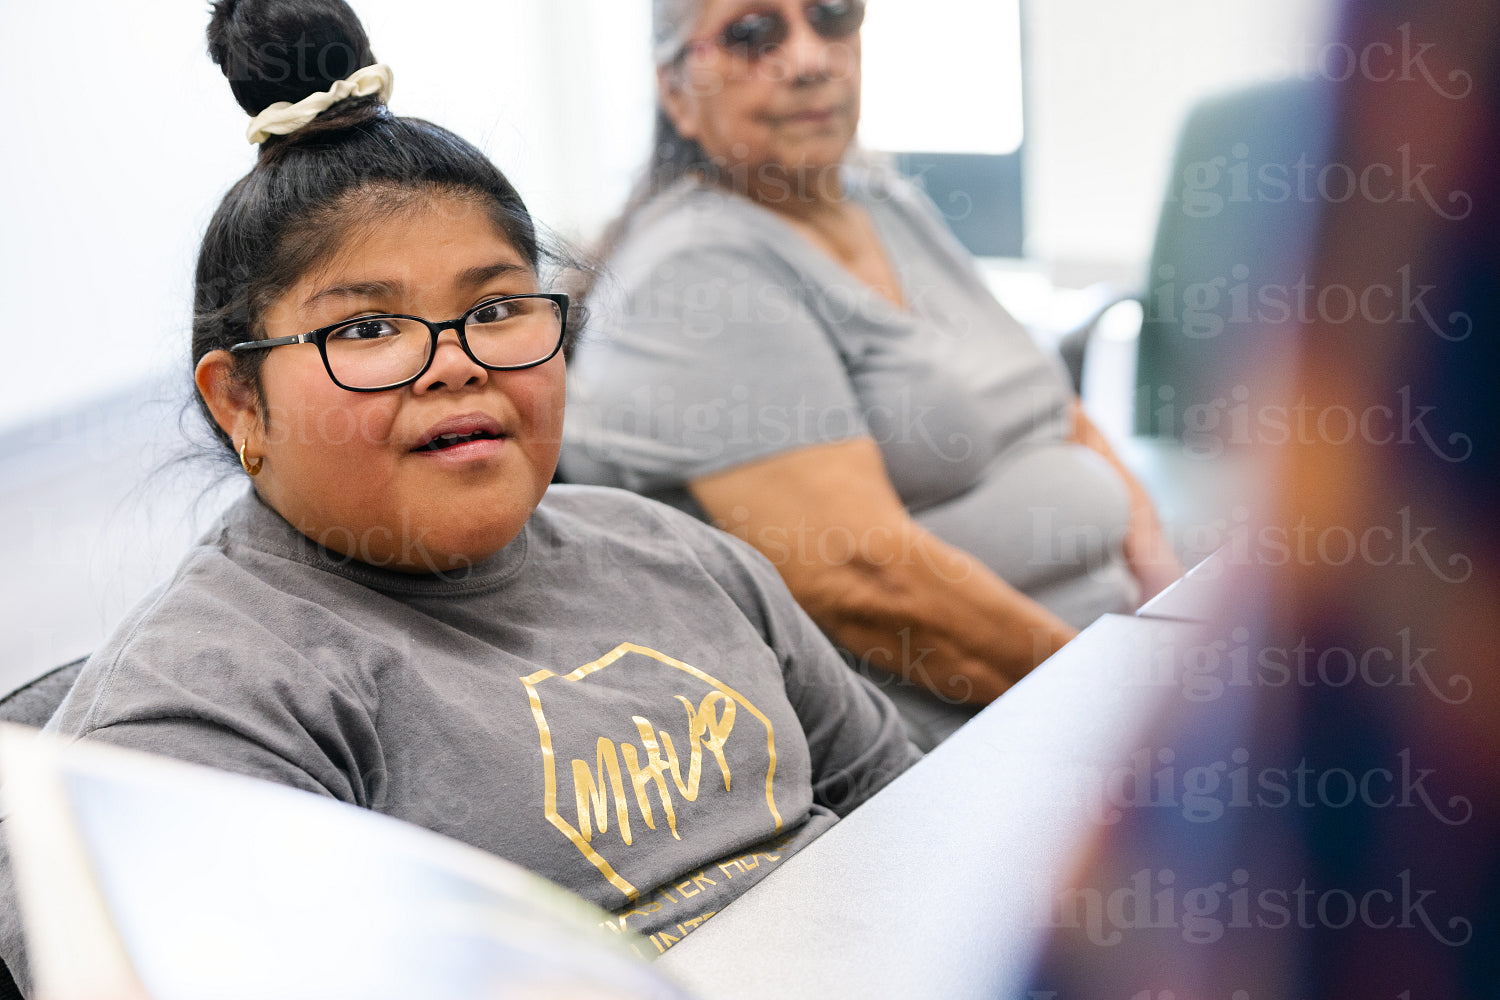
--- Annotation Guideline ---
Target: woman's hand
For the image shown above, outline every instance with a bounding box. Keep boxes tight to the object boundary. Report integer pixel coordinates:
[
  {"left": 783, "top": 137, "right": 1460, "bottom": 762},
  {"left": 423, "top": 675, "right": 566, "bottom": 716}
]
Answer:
[
  {"left": 690, "top": 437, "right": 1078, "bottom": 705},
  {"left": 1069, "top": 402, "right": 1185, "bottom": 602}
]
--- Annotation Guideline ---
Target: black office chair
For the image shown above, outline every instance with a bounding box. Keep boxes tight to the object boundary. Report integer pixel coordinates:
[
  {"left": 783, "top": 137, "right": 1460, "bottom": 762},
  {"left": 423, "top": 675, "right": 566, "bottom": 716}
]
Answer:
[{"left": 0, "top": 659, "right": 86, "bottom": 729}]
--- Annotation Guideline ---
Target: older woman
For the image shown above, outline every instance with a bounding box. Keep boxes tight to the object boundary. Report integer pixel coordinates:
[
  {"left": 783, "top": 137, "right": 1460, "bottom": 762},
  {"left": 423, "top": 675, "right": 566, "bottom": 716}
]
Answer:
[{"left": 561, "top": 0, "right": 1182, "bottom": 746}]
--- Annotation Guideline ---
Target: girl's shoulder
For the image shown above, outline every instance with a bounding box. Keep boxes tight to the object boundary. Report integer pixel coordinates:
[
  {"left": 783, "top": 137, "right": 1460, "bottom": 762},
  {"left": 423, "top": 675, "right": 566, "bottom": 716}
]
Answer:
[
  {"left": 49, "top": 492, "right": 404, "bottom": 737},
  {"left": 532, "top": 485, "right": 786, "bottom": 602},
  {"left": 532, "top": 484, "right": 744, "bottom": 564}
]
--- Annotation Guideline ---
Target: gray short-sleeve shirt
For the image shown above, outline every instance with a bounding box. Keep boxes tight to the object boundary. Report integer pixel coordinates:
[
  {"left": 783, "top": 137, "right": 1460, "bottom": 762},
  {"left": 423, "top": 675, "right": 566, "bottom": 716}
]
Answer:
[
  {"left": 0, "top": 487, "right": 918, "bottom": 993},
  {"left": 562, "top": 168, "right": 1139, "bottom": 631}
]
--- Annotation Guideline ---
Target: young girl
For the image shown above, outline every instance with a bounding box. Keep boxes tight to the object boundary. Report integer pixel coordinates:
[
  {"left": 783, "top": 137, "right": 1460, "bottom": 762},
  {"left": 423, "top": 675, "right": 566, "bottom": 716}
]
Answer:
[{"left": 0, "top": 0, "right": 916, "bottom": 989}]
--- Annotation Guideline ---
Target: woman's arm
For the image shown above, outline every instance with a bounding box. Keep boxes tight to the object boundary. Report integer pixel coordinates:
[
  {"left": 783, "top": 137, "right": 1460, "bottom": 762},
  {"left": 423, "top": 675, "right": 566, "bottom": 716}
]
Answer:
[
  {"left": 657, "top": 503, "right": 924, "bottom": 810},
  {"left": 1069, "top": 402, "right": 1185, "bottom": 601},
  {"left": 689, "top": 437, "right": 1078, "bottom": 705}
]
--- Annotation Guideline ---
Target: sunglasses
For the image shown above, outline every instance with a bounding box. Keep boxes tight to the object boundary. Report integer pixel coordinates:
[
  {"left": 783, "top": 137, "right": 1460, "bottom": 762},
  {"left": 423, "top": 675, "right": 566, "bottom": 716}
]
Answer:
[{"left": 712, "top": 1, "right": 866, "bottom": 61}]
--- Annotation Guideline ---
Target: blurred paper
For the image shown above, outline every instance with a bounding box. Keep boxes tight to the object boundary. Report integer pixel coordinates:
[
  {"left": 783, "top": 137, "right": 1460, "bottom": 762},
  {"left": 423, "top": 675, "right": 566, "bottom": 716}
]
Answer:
[{"left": 0, "top": 724, "right": 697, "bottom": 1000}]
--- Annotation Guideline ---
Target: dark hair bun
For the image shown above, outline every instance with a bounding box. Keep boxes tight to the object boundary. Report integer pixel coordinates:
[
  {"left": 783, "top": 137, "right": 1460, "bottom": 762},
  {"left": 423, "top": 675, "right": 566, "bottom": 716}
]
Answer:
[{"left": 208, "top": 0, "right": 377, "bottom": 116}]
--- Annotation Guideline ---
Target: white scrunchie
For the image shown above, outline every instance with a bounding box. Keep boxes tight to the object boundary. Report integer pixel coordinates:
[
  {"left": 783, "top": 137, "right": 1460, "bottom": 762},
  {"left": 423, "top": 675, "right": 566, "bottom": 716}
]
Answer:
[{"left": 245, "top": 63, "right": 394, "bottom": 144}]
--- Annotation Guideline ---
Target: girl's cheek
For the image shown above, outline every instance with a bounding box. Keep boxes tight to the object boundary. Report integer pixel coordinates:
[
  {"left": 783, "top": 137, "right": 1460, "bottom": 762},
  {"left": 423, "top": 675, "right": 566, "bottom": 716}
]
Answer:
[{"left": 283, "top": 399, "right": 400, "bottom": 451}]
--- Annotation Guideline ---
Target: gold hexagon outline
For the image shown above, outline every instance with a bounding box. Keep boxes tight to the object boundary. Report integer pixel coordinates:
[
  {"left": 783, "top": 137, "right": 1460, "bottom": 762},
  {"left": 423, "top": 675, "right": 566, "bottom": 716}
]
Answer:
[{"left": 521, "top": 642, "right": 783, "bottom": 901}]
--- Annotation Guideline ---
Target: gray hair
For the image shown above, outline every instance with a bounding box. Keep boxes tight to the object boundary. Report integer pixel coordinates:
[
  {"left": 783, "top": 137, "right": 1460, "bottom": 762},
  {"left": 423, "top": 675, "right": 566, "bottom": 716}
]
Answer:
[{"left": 653, "top": 0, "right": 703, "bottom": 65}]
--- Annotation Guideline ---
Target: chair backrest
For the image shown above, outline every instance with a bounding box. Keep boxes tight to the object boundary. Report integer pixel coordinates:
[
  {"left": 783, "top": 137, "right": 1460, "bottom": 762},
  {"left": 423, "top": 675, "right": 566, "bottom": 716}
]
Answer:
[
  {"left": 1136, "top": 77, "right": 1338, "bottom": 438},
  {"left": 0, "top": 658, "right": 86, "bottom": 729}
]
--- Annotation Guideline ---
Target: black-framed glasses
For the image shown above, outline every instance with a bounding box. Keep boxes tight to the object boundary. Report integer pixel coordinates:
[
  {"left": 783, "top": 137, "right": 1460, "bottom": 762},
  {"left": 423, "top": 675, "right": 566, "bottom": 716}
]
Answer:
[
  {"left": 230, "top": 293, "right": 569, "bottom": 392},
  {"left": 710, "top": 0, "right": 865, "bottom": 61}
]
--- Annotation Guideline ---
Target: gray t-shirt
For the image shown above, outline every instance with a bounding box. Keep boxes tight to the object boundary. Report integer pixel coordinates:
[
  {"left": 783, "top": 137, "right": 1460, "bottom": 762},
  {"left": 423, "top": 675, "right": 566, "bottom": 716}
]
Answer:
[
  {"left": 561, "top": 169, "right": 1139, "bottom": 631},
  {"left": 0, "top": 486, "right": 918, "bottom": 993}
]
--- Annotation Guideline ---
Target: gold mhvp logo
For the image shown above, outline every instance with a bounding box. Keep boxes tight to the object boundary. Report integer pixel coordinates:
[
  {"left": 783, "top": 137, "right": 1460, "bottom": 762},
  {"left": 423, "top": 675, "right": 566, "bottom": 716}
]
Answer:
[
  {"left": 570, "top": 689, "right": 736, "bottom": 846},
  {"left": 522, "top": 643, "right": 782, "bottom": 901}
]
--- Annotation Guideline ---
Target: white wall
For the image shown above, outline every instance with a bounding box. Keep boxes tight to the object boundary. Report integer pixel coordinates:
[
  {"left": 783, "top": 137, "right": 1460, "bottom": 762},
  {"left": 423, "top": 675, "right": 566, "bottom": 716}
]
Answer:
[
  {"left": 1025, "top": 0, "right": 1336, "bottom": 283},
  {"left": 0, "top": 0, "right": 1332, "bottom": 435},
  {"left": 0, "top": 3, "right": 252, "bottom": 433},
  {"left": 0, "top": 0, "right": 655, "bottom": 436}
]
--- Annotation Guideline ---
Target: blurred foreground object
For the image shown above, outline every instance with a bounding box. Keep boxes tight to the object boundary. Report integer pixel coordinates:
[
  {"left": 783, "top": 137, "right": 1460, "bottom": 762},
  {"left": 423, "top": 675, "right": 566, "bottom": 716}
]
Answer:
[
  {"left": 0, "top": 725, "right": 695, "bottom": 1000},
  {"left": 1029, "top": 0, "right": 1499, "bottom": 995}
]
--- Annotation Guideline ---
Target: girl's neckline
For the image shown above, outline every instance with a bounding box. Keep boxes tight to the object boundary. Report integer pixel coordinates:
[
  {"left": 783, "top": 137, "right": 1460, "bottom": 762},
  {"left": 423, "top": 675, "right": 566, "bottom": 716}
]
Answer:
[{"left": 228, "top": 488, "right": 532, "bottom": 598}]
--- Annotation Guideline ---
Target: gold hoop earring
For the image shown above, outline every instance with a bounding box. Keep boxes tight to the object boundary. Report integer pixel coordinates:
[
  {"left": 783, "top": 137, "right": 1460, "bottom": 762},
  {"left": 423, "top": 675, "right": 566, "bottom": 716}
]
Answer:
[{"left": 239, "top": 441, "right": 263, "bottom": 477}]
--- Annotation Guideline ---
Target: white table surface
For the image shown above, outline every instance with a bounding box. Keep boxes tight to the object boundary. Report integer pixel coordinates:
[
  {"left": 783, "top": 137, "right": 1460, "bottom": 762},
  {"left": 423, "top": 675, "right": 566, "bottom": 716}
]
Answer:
[{"left": 658, "top": 613, "right": 1216, "bottom": 1000}]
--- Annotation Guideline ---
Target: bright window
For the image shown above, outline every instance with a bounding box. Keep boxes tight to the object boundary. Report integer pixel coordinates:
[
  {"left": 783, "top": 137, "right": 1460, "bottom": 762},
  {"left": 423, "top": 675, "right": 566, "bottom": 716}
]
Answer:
[{"left": 859, "top": 0, "right": 1024, "bottom": 155}]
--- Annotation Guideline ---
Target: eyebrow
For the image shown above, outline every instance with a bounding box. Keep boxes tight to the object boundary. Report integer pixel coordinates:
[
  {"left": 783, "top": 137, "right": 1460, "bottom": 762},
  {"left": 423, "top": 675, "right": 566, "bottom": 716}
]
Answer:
[
  {"left": 301, "top": 261, "right": 532, "bottom": 310},
  {"left": 458, "top": 261, "right": 531, "bottom": 287},
  {"left": 303, "top": 280, "right": 401, "bottom": 309}
]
